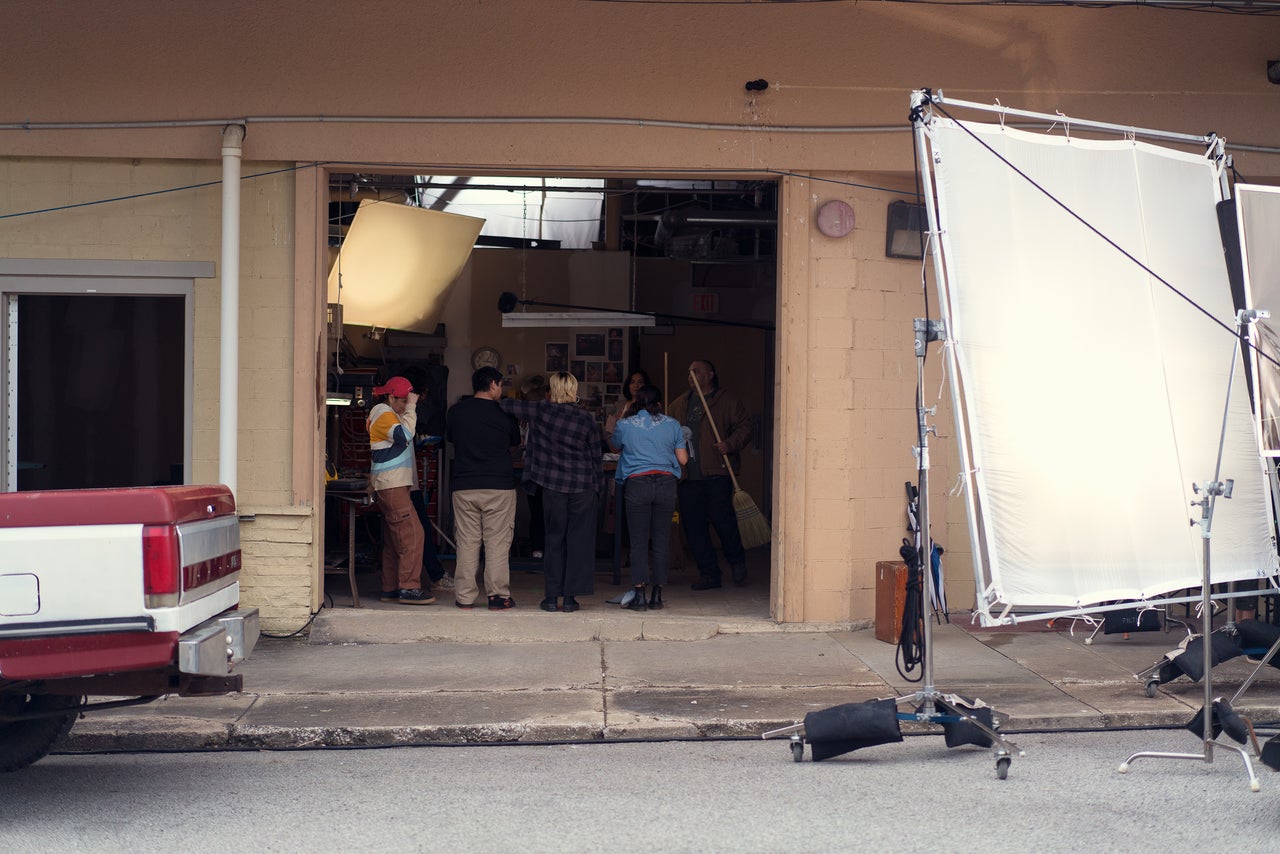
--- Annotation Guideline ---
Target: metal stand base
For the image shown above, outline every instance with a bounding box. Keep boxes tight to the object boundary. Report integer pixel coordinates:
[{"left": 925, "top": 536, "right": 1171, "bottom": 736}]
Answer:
[
  {"left": 763, "top": 691, "right": 1023, "bottom": 778},
  {"left": 765, "top": 314, "right": 1022, "bottom": 779},
  {"left": 1119, "top": 741, "right": 1260, "bottom": 793},
  {"left": 1118, "top": 312, "right": 1267, "bottom": 793}
]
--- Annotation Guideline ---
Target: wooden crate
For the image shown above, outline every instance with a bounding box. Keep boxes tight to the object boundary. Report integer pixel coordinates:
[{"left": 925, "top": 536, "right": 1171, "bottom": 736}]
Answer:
[{"left": 874, "top": 560, "right": 908, "bottom": 644}]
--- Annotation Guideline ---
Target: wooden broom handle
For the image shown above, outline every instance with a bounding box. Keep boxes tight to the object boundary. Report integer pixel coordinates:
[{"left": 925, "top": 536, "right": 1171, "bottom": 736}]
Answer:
[{"left": 689, "top": 370, "right": 741, "bottom": 491}]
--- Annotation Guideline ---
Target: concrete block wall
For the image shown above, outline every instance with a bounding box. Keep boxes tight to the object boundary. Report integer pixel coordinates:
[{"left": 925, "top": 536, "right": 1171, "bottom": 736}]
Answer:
[
  {"left": 0, "top": 156, "right": 313, "bottom": 631},
  {"left": 783, "top": 174, "right": 972, "bottom": 622}
]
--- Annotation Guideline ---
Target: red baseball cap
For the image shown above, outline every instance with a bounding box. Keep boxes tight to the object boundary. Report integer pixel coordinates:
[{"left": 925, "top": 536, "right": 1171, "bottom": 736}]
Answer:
[{"left": 373, "top": 376, "right": 414, "bottom": 398}]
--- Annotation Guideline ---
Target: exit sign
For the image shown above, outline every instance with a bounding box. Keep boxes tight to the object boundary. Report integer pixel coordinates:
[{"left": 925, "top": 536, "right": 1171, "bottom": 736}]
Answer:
[{"left": 691, "top": 293, "right": 719, "bottom": 313}]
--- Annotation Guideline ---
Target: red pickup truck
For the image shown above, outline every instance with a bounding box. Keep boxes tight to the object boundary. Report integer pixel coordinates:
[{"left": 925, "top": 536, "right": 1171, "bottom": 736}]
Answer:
[{"left": 0, "top": 485, "right": 258, "bottom": 771}]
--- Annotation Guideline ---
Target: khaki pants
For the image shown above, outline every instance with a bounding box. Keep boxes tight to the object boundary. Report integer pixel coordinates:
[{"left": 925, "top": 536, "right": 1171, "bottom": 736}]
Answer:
[
  {"left": 452, "top": 488, "right": 517, "bottom": 604},
  {"left": 375, "top": 486, "right": 425, "bottom": 592}
]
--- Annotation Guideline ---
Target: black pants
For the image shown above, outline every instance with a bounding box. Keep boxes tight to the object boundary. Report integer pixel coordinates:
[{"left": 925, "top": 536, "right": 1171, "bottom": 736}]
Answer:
[
  {"left": 678, "top": 476, "right": 745, "bottom": 583},
  {"left": 625, "top": 474, "right": 679, "bottom": 587},
  {"left": 542, "top": 487, "right": 598, "bottom": 598}
]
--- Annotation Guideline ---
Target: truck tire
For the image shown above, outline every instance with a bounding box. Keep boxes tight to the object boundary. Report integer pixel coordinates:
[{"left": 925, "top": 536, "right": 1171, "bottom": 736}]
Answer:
[{"left": 0, "top": 694, "right": 81, "bottom": 772}]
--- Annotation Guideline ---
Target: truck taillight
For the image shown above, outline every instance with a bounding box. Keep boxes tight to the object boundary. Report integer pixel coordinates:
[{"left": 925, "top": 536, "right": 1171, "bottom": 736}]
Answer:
[{"left": 143, "top": 525, "right": 180, "bottom": 607}]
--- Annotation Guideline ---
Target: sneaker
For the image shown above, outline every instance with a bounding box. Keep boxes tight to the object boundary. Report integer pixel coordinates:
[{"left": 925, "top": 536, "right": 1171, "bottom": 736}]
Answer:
[
  {"left": 398, "top": 588, "right": 436, "bottom": 605},
  {"left": 691, "top": 577, "right": 722, "bottom": 591},
  {"left": 379, "top": 590, "right": 400, "bottom": 602},
  {"left": 488, "top": 595, "right": 516, "bottom": 611},
  {"left": 433, "top": 574, "right": 455, "bottom": 592},
  {"left": 455, "top": 600, "right": 475, "bottom": 610}
]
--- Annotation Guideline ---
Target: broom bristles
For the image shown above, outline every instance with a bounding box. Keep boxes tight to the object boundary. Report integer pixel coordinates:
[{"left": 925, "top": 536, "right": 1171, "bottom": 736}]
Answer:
[{"left": 732, "top": 487, "right": 771, "bottom": 550}]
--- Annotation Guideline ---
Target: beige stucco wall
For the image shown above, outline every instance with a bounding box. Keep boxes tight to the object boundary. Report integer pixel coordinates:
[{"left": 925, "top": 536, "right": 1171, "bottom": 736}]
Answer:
[
  {"left": 0, "top": 157, "right": 308, "bottom": 629},
  {"left": 3, "top": 2, "right": 1279, "bottom": 628}
]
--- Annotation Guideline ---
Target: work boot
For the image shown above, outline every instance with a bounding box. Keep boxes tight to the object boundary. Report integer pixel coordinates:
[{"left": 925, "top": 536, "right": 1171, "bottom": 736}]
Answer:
[
  {"left": 691, "top": 576, "right": 721, "bottom": 591},
  {"left": 648, "top": 585, "right": 664, "bottom": 610},
  {"left": 626, "top": 585, "right": 648, "bottom": 611}
]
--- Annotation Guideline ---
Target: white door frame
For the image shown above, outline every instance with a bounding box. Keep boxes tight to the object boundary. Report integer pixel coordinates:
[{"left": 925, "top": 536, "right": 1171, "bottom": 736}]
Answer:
[{"left": 0, "top": 259, "right": 212, "bottom": 492}]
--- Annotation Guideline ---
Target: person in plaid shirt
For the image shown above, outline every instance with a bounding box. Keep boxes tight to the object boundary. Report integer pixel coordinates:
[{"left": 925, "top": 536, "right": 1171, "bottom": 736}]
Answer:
[{"left": 501, "top": 372, "right": 605, "bottom": 613}]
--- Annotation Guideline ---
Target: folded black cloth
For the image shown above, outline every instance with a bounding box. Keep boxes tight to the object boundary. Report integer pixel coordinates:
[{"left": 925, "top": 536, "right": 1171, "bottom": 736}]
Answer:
[
  {"left": 803, "top": 698, "right": 902, "bottom": 761},
  {"left": 1261, "top": 733, "right": 1280, "bottom": 772},
  {"left": 1186, "top": 699, "right": 1249, "bottom": 744},
  {"left": 1234, "top": 619, "right": 1280, "bottom": 668},
  {"left": 1157, "top": 631, "right": 1244, "bottom": 683}
]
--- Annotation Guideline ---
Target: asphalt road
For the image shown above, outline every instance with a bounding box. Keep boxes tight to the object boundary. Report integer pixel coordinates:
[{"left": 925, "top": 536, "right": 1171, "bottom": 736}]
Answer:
[{"left": 4, "top": 730, "right": 1278, "bottom": 852}]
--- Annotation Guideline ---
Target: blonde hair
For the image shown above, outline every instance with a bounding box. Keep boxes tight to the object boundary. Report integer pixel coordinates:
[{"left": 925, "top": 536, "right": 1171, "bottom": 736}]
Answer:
[{"left": 548, "top": 371, "right": 578, "bottom": 404}]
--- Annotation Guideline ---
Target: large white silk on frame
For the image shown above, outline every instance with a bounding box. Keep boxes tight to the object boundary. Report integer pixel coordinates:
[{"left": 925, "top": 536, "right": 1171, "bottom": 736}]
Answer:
[{"left": 929, "top": 119, "right": 1275, "bottom": 613}]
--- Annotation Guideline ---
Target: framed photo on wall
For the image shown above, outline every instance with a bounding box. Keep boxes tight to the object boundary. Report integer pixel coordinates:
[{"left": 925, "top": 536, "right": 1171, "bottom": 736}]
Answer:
[
  {"left": 575, "top": 332, "right": 605, "bottom": 357},
  {"left": 585, "top": 361, "right": 603, "bottom": 383},
  {"left": 545, "top": 342, "right": 568, "bottom": 373},
  {"left": 607, "top": 328, "right": 623, "bottom": 362},
  {"left": 570, "top": 359, "right": 586, "bottom": 381}
]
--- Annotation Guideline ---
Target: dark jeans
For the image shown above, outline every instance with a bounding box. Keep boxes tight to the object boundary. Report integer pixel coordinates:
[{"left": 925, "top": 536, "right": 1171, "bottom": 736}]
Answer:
[
  {"left": 542, "top": 487, "right": 598, "bottom": 599},
  {"left": 410, "top": 488, "right": 446, "bottom": 583},
  {"left": 528, "top": 484, "right": 545, "bottom": 552},
  {"left": 678, "top": 476, "right": 744, "bottom": 583},
  {"left": 625, "top": 474, "right": 679, "bottom": 587}
]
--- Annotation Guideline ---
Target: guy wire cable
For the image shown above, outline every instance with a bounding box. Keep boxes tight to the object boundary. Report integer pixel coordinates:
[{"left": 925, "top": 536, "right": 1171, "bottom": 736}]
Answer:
[{"left": 927, "top": 98, "right": 1280, "bottom": 374}]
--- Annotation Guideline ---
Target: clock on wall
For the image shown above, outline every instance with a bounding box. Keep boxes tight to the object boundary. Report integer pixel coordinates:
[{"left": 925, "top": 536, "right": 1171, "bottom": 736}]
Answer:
[
  {"left": 816, "top": 199, "right": 855, "bottom": 238},
  {"left": 472, "top": 345, "right": 502, "bottom": 371}
]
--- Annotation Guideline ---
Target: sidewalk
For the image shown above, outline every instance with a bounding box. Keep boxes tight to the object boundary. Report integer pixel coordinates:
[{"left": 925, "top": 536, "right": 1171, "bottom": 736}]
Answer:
[{"left": 62, "top": 593, "right": 1280, "bottom": 754}]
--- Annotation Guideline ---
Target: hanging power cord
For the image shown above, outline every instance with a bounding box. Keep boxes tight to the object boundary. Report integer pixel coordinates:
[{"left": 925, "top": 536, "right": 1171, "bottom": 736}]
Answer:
[{"left": 896, "top": 535, "right": 926, "bottom": 682}]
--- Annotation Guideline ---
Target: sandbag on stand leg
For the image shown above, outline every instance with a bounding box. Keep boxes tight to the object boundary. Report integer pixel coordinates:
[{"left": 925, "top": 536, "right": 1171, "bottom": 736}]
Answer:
[{"left": 802, "top": 698, "right": 903, "bottom": 761}]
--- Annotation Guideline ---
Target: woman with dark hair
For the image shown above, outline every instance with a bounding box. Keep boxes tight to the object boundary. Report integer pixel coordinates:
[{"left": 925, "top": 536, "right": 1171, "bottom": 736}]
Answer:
[
  {"left": 500, "top": 372, "right": 605, "bottom": 613},
  {"left": 610, "top": 385, "right": 689, "bottom": 611},
  {"left": 604, "top": 369, "right": 651, "bottom": 439}
]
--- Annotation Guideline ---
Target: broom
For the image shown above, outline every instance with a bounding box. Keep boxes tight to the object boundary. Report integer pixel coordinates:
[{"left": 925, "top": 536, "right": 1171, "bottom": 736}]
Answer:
[{"left": 688, "top": 371, "right": 771, "bottom": 550}]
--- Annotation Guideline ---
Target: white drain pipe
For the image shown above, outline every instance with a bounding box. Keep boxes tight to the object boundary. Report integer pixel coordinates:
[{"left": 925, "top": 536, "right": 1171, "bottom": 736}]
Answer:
[{"left": 219, "top": 124, "right": 245, "bottom": 498}]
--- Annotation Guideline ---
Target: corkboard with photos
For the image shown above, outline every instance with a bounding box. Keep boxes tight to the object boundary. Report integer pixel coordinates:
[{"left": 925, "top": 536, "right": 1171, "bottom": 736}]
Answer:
[{"left": 568, "top": 327, "right": 625, "bottom": 421}]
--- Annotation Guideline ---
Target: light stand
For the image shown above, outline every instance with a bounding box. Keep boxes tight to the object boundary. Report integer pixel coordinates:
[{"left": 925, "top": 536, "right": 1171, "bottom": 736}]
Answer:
[
  {"left": 1118, "top": 309, "right": 1267, "bottom": 792},
  {"left": 764, "top": 318, "right": 1023, "bottom": 778}
]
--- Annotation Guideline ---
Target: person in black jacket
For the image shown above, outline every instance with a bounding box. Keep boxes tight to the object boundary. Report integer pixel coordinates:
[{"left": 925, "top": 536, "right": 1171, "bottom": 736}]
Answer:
[{"left": 445, "top": 367, "right": 521, "bottom": 610}]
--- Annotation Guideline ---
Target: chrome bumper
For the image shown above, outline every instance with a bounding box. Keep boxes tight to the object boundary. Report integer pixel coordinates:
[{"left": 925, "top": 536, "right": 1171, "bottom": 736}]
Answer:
[{"left": 177, "top": 608, "right": 260, "bottom": 676}]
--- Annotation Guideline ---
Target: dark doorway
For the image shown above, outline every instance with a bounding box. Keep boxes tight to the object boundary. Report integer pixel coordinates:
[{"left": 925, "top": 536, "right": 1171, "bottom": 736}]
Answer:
[{"left": 17, "top": 294, "right": 185, "bottom": 490}]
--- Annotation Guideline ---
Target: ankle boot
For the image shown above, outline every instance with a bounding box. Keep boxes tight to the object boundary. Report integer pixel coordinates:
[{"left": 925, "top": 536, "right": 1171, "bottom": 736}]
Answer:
[
  {"left": 648, "top": 585, "right": 664, "bottom": 610},
  {"left": 626, "top": 585, "right": 648, "bottom": 611}
]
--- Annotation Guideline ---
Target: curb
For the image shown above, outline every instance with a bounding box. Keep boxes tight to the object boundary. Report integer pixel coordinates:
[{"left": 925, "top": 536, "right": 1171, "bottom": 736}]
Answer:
[{"left": 58, "top": 707, "right": 1263, "bottom": 755}]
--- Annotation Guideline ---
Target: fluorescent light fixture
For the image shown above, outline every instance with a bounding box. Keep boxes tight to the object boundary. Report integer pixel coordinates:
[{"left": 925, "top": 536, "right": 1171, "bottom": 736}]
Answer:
[
  {"left": 325, "top": 393, "right": 353, "bottom": 406},
  {"left": 502, "top": 311, "right": 655, "bottom": 328}
]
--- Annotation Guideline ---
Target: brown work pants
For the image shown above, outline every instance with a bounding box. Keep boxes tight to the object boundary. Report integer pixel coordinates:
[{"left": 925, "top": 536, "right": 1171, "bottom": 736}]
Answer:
[{"left": 375, "top": 485, "right": 424, "bottom": 592}]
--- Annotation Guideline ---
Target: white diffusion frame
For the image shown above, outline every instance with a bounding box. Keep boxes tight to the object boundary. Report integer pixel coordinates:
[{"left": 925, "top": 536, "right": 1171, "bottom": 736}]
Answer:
[
  {"left": 1237, "top": 185, "right": 1280, "bottom": 457},
  {"left": 924, "top": 118, "right": 1276, "bottom": 622}
]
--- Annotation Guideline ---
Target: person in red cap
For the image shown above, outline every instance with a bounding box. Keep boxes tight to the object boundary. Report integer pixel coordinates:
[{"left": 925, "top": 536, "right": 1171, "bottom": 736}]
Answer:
[{"left": 367, "top": 376, "right": 435, "bottom": 604}]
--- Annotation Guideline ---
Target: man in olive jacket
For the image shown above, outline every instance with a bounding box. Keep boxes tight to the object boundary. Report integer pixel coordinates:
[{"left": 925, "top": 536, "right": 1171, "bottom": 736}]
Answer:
[{"left": 667, "top": 359, "right": 752, "bottom": 589}]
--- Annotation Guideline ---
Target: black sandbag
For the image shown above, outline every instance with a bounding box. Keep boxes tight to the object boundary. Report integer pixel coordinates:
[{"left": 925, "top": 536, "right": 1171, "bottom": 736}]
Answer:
[
  {"left": 940, "top": 704, "right": 995, "bottom": 749},
  {"left": 803, "top": 698, "right": 902, "bottom": 761},
  {"left": 1261, "top": 733, "right": 1280, "bottom": 772},
  {"left": 1157, "top": 660, "right": 1183, "bottom": 685},
  {"left": 1168, "top": 632, "right": 1244, "bottom": 682},
  {"left": 1103, "top": 607, "right": 1161, "bottom": 634},
  {"left": 1234, "top": 619, "right": 1280, "bottom": 667},
  {"left": 1185, "top": 699, "right": 1249, "bottom": 744}
]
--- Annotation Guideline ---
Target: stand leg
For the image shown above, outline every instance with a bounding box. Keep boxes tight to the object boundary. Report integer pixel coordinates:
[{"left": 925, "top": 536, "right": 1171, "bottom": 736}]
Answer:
[{"left": 348, "top": 500, "right": 360, "bottom": 607}]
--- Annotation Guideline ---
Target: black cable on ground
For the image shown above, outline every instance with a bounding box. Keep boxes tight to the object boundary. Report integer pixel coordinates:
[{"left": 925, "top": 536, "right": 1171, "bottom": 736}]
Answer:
[{"left": 260, "top": 607, "right": 322, "bottom": 639}]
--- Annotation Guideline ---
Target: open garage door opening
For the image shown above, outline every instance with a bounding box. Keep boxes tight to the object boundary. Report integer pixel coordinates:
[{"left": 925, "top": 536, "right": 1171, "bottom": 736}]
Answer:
[{"left": 320, "top": 171, "right": 777, "bottom": 621}]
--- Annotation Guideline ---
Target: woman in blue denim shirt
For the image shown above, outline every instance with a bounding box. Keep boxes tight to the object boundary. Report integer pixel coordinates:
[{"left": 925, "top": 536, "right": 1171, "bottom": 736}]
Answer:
[{"left": 610, "top": 386, "right": 689, "bottom": 611}]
